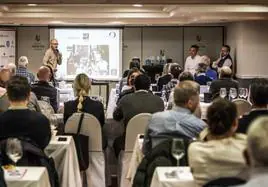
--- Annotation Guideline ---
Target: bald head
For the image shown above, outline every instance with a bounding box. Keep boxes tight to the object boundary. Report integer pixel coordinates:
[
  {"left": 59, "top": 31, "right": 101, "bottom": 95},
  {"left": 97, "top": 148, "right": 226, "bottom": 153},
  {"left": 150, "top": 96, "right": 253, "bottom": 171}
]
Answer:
[
  {"left": 37, "top": 66, "right": 51, "bottom": 82},
  {"left": 50, "top": 39, "right": 59, "bottom": 51}
]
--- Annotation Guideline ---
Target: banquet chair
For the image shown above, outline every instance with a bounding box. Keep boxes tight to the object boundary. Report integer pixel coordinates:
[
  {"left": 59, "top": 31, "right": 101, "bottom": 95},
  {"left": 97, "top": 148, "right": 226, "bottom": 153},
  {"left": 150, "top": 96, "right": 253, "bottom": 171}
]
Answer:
[
  {"left": 37, "top": 100, "right": 58, "bottom": 127},
  {"left": 232, "top": 99, "right": 252, "bottom": 118},
  {"left": 119, "top": 113, "right": 152, "bottom": 187},
  {"left": 65, "top": 113, "right": 105, "bottom": 187}
]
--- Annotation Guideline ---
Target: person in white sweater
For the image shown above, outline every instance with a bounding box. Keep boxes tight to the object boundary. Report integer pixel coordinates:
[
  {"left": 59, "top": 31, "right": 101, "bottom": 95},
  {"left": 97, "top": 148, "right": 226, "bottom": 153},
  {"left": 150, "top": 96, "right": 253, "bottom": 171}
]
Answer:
[{"left": 188, "top": 98, "right": 247, "bottom": 187}]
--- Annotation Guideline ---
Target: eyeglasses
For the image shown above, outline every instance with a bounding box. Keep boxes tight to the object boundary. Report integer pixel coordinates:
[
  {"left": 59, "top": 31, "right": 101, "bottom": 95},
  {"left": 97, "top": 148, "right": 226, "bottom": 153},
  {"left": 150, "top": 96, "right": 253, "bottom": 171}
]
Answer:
[{"left": 51, "top": 43, "right": 58, "bottom": 45}]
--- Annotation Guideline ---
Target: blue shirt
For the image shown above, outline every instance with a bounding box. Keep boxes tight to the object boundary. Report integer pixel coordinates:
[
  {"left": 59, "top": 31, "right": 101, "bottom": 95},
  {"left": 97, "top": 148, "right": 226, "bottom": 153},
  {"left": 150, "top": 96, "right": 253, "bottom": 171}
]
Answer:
[
  {"left": 142, "top": 106, "right": 206, "bottom": 155},
  {"left": 16, "top": 67, "right": 35, "bottom": 84}
]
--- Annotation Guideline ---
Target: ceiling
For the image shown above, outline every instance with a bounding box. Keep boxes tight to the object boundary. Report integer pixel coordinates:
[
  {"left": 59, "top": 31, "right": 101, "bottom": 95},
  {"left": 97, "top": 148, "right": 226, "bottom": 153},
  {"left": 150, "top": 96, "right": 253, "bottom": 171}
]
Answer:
[{"left": 1, "top": 1, "right": 268, "bottom": 26}]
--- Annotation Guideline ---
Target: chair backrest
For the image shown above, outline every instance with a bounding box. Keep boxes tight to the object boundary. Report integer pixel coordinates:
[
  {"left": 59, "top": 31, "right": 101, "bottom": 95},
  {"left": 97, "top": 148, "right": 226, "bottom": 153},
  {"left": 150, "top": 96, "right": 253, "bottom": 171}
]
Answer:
[
  {"left": 125, "top": 113, "right": 152, "bottom": 152},
  {"left": 64, "top": 113, "right": 102, "bottom": 151},
  {"left": 38, "top": 100, "right": 55, "bottom": 116},
  {"left": 232, "top": 99, "right": 252, "bottom": 117},
  {"left": 203, "top": 177, "right": 246, "bottom": 187}
]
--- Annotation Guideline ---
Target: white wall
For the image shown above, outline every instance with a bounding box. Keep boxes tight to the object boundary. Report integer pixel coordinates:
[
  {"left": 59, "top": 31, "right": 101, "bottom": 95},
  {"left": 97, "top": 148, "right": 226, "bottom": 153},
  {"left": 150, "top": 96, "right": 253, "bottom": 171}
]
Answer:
[
  {"left": 227, "top": 21, "right": 268, "bottom": 78},
  {"left": 17, "top": 27, "right": 49, "bottom": 75}
]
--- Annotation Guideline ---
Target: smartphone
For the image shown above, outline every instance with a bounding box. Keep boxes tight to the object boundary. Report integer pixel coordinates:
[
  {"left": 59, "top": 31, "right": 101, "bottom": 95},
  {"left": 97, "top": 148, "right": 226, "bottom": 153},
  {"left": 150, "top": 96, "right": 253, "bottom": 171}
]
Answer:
[{"left": 58, "top": 137, "right": 67, "bottom": 141}]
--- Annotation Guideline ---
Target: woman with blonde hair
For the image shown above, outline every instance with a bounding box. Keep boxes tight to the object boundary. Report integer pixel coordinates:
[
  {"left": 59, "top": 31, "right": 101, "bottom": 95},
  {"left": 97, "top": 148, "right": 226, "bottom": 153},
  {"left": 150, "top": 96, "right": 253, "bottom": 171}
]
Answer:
[{"left": 63, "top": 73, "right": 105, "bottom": 127}]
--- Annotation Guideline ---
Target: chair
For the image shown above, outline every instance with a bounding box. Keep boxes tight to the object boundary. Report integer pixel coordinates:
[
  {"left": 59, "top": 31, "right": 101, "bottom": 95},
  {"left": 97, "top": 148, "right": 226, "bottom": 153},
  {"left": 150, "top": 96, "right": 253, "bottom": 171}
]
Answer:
[
  {"left": 37, "top": 100, "right": 58, "bottom": 126},
  {"left": 203, "top": 177, "right": 246, "bottom": 187},
  {"left": 232, "top": 99, "right": 252, "bottom": 117},
  {"left": 119, "top": 113, "right": 152, "bottom": 187},
  {"left": 65, "top": 113, "right": 105, "bottom": 187}
]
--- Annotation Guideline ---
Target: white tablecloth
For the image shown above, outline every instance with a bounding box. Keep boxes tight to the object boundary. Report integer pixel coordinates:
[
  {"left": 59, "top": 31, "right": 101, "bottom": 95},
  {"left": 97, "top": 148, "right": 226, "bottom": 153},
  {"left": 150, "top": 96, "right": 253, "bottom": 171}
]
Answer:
[
  {"left": 126, "top": 134, "right": 144, "bottom": 183},
  {"left": 106, "top": 88, "right": 117, "bottom": 119},
  {"left": 5, "top": 167, "right": 51, "bottom": 187},
  {"left": 150, "top": 167, "right": 196, "bottom": 187},
  {"left": 45, "top": 136, "right": 82, "bottom": 187}
]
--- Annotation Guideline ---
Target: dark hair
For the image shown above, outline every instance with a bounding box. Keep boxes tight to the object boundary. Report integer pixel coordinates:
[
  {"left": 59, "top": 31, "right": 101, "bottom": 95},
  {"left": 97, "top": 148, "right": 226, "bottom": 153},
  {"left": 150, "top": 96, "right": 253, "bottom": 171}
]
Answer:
[
  {"left": 196, "top": 63, "right": 208, "bottom": 73},
  {"left": 134, "top": 74, "right": 151, "bottom": 91},
  {"left": 127, "top": 67, "right": 140, "bottom": 86},
  {"left": 169, "top": 63, "right": 183, "bottom": 79},
  {"left": 129, "top": 61, "right": 140, "bottom": 69},
  {"left": 7, "top": 76, "right": 30, "bottom": 102},
  {"left": 207, "top": 98, "right": 237, "bottom": 135},
  {"left": 179, "top": 72, "right": 194, "bottom": 82},
  {"left": 250, "top": 78, "right": 268, "bottom": 106},
  {"left": 191, "top": 45, "right": 199, "bottom": 51},
  {"left": 223, "top": 45, "right": 231, "bottom": 52}
]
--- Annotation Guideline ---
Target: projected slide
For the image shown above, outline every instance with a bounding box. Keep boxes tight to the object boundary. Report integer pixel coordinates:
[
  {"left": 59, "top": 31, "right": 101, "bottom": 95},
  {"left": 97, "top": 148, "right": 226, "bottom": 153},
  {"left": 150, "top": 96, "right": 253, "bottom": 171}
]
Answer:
[{"left": 52, "top": 29, "right": 122, "bottom": 80}]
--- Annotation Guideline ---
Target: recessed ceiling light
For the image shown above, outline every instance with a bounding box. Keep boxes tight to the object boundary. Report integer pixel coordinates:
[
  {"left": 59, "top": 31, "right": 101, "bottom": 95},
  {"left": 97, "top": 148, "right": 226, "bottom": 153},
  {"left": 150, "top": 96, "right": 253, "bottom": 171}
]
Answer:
[
  {"left": 133, "top": 4, "right": 143, "bottom": 7},
  {"left": 27, "top": 4, "right": 37, "bottom": 6}
]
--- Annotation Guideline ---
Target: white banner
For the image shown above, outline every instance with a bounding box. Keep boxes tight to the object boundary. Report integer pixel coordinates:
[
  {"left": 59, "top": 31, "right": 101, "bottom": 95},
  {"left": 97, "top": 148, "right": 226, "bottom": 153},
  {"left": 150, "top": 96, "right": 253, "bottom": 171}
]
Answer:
[{"left": 0, "top": 30, "right": 16, "bottom": 67}]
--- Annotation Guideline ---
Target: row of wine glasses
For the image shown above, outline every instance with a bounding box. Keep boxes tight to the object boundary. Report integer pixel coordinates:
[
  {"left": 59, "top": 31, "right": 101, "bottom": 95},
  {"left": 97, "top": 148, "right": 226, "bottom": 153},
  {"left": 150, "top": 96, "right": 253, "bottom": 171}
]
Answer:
[{"left": 220, "top": 88, "right": 248, "bottom": 100}]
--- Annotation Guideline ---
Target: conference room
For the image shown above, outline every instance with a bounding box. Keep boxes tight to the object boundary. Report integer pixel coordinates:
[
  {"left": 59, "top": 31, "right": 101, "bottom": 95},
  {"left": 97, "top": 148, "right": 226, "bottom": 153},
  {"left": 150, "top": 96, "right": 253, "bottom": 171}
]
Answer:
[{"left": 1, "top": 0, "right": 268, "bottom": 187}]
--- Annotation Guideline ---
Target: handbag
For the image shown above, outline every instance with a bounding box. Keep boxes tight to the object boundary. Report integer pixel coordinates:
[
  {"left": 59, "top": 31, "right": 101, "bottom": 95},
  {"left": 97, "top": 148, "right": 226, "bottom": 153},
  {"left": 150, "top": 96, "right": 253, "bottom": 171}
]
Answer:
[{"left": 72, "top": 113, "right": 90, "bottom": 171}]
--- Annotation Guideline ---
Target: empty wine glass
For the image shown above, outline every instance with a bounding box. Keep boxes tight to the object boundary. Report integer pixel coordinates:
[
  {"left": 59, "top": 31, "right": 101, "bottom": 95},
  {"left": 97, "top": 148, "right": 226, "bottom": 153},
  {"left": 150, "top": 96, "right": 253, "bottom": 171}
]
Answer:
[
  {"left": 243, "top": 88, "right": 248, "bottom": 99},
  {"left": 220, "top": 88, "right": 227, "bottom": 98},
  {"left": 229, "top": 88, "right": 238, "bottom": 100},
  {"left": 239, "top": 88, "right": 244, "bottom": 99},
  {"left": 6, "top": 138, "right": 23, "bottom": 166},
  {"left": 172, "top": 139, "right": 185, "bottom": 166}
]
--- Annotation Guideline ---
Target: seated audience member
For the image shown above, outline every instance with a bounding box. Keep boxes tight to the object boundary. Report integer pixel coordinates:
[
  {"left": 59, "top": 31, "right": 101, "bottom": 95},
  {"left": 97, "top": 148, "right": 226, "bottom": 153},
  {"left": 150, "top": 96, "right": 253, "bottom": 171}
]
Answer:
[
  {"left": 113, "top": 74, "right": 164, "bottom": 157},
  {"left": 16, "top": 56, "right": 35, "bottom": 84},
  {"left": 238, "top": 117, "right": 268, "bottom": 187},
  {"left": 0, "top": 76, "right": 51, "bottom": 149},
  {"left": 143, "top": 81, "right": 206, "bottom": 155},
  {"left": 167, "top": 71, "right": 194, "bottom": 106},
  {"left": 209, "top": 66, "right": 239, "bottom": 99},
  {"left": 117, "top": 67, "right": 141, "bottom": 103},
  {"left": 162, "top": 63, "right": 183, "bottom": 100},
  {"left": 31, "top": 66, "right": 58, "bottom": 112},
  {"left": 0, "top": 68, "right": 11, "bottom": 88},
  {"left": 5, "top": 63, "right": 16, "bottom": 76},
  {"left": 122, "top": 59, "right": 141, "bottom": 78},
  {"left": 64, "top": 73, "right": 105, "bottom": 125},
  {"left": 188, "top": 98, "right": 246, "bottom": 186},
  {"left": 157, "top": 63, "right": 172, "bottom": 91},
  {"left": 194, "top": 63, "right": 212, "bottom": 85},
  {"left": 237, "top": 78, "right": 268, "bottom": 134},
  {"left": 202, "top": 55, "right": 218, "bottom": 80}
]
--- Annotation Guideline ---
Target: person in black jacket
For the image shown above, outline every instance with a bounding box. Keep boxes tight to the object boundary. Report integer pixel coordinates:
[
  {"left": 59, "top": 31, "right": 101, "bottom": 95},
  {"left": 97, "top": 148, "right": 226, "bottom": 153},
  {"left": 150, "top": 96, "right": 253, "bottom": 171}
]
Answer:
[
  {"left": 31, "top": 66, "right": 58, "bottom": 112},
  {"left": 237, "top": 78, "right": 268, "bottom": 133},
  {"left": 0, "top": 76, "right": 51, "bottom": 150}
]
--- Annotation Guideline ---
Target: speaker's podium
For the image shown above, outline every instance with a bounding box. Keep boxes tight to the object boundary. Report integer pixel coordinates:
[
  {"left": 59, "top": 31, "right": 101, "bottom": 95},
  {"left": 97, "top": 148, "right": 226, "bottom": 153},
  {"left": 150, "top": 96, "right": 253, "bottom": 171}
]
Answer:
[{"left": 142, "top": 64, "right": 163, "bottom": 83}]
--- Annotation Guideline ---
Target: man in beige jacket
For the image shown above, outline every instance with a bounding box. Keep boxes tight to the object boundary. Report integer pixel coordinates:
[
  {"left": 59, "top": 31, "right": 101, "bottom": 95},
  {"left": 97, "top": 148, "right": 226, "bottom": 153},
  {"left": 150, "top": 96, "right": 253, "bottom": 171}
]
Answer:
[{"left": 43, "top": 39, "right": 62, "bottom": 72}]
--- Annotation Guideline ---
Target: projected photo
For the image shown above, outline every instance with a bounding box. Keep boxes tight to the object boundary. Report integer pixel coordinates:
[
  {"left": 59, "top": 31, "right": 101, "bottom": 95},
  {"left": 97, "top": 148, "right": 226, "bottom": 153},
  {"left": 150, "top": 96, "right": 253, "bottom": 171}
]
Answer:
[{"left": 53, "top": 29, "right": 121, "bottom": 80}]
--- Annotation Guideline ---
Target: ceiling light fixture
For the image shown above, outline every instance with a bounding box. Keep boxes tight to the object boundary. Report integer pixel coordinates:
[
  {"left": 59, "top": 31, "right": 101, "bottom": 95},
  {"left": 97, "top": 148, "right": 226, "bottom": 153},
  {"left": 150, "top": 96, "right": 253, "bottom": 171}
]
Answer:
[
  {"left": 133, "top": 4, "right": 143, "bottom": 7},
  {"left": 27, "top": 4, "right": 37, "bottom": 6}
]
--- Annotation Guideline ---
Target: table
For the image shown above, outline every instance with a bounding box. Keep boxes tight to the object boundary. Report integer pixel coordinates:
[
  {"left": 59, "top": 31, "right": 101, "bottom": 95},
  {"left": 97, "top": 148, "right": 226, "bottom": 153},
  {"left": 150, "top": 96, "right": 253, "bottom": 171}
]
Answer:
[
  {"left": 126, "top": 134, "right": 144, "bottom": 183},
  {"left": 45, "top": 136, "right": 82, "bottom": 187},
  {"left": 150, "top": 167, "right": 196, "bottom": 187},
  {"left": 5, "top": 167, "right": 51, "bottom": 187}
]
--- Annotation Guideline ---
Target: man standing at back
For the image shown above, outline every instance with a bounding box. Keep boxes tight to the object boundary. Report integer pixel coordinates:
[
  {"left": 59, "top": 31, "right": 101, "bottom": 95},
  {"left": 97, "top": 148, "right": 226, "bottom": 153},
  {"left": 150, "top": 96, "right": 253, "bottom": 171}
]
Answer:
[
  {"left": 212, "top": 45, "right": 233, "bottom": 71},
  {"left": 142, "top": 80, "right": 206, "bottom": 155},
  {"left": 113, "top": 74, "right": 164, "bottom": 157},
  {"left": 43, "top": 39, "right": 62, "bottom": 72},
  {"left": 184, "top": 45, "right": 202, "bottom": 76}
]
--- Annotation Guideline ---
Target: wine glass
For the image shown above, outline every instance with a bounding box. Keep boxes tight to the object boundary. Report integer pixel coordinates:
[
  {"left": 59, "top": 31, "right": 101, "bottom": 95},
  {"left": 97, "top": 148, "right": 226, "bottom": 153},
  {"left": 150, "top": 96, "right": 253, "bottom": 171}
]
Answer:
[
  {"left": 243, "top": 88, "right": 248, "bottom": 99},
  {"left": 239, "top": 88, "right": 244, "bottom": 99},
  {"left": 229, "top": 88, "right": 238, "bottom": 101},
  {"left": 220, "top": 88, "right": 227, "bottom": 98},
  {"left": 6, "top": 138, "right": 23, "bottom": 166},
  {"left": 171, "top": 139, "right": 185, "bottom": 166}
]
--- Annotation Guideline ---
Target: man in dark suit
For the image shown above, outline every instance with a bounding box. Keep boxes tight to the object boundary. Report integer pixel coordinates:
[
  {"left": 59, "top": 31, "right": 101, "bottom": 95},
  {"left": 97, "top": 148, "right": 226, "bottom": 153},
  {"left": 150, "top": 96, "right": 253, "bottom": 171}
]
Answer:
[
  {"left": 209, "top": 66, "right": 239, "bottom": 99},
  {"left": 31, "top": 66, "right": 58, "bottom": 113},
  {"left": 237, "top": 78, "right": 268, "bottom": 134},
  {"left": 113, "top": 74, "right": 164, "bottom": 156}
]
